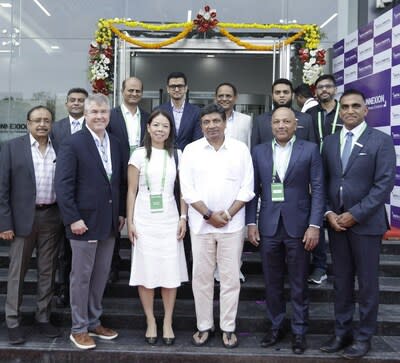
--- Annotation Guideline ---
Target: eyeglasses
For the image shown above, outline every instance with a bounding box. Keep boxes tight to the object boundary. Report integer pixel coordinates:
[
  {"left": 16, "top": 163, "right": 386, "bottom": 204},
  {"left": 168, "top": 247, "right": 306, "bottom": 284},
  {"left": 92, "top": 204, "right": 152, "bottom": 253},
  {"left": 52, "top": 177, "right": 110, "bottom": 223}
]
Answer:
[
  {"left": 168, "top": 84, "right": 186, "bottom": 90},
  {"left": 29, "top": 119, "right": 51, "bottom": 125},
  {"left": 316, "top": 84, "right": 335, "bottom": 90}
]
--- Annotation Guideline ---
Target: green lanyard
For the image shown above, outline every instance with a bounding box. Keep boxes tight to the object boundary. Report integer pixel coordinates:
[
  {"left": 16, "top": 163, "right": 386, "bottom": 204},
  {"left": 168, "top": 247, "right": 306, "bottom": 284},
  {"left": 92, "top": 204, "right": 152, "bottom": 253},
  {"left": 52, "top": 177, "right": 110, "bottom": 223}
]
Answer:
[
  {"left": 271, "top": 136, "right": 295, "bottom": 181},
  {"left": 144, "top": 150, "right": 168, "bottom": 194},
  {"left": 318, "top": 102, "right": 340, "bottom": 152}
]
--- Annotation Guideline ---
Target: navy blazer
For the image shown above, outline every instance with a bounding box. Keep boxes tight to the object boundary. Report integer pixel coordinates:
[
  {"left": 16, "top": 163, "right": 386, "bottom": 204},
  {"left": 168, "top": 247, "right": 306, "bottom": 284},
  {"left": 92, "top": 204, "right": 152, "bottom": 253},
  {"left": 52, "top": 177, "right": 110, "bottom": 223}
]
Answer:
[
  {"left": 251, "top": 109, "right": 316, "bottom": 150},
  {"left": 322, "top": 126, "right": 395, "bottom": 235},
  {"left": 55, "top": 127, "right": 126, "bottom": 241},
  {"left": 107, "top": 106, "right": 149, "bottom": 167},
  {"left": 246, "top": 139, "right": 324, "bottom": 238},
  {"left": 0, "top": 134, "right": 56, "bottom": 236},
  {"left": 158, "top": 101, "right": 202, "bottom": 150},
  {"left": 50, "top": 117, "right": 87, "bottom": 153}
]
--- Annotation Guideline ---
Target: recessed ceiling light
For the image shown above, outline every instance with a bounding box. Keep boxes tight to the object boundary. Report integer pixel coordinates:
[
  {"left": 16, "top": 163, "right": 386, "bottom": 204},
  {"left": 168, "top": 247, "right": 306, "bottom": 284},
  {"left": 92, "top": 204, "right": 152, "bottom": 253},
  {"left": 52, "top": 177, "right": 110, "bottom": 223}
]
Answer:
[
  {"left": 0, "top": 3, "right": 12, "bottom": 8},
  {"left": 50, "top": 45, "right": 60, "bottom": 49}
]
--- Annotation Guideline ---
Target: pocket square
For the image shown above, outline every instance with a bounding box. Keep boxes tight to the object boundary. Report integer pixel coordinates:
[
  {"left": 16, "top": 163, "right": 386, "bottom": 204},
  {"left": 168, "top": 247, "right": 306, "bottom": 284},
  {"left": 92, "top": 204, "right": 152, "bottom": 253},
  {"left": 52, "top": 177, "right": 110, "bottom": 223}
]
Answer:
[
  {"left": 296, "top": 125, "right": 304, "bottom": 129},
  {"left": 358, "top": 152, "right": 368, "bottom": 156}
]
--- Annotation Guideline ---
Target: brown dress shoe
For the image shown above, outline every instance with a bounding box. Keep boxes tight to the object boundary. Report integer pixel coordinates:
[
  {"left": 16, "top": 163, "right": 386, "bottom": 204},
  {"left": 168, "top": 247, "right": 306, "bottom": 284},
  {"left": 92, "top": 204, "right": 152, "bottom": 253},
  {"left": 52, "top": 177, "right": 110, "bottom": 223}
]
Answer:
[
  {"left": 70, "top": 332, "right": 96, "bottom": 349},
  {"left": 88, "top": 325, "right": 118, "bottom": 340}
]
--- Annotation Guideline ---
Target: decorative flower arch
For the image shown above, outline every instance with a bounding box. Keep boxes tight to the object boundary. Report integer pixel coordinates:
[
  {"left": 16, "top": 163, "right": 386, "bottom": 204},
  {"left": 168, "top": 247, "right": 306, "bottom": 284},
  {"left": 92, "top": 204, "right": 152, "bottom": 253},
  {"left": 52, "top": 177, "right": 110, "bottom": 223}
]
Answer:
[{"left": 89, "top": 6, "right": 324, "bottom": 95}]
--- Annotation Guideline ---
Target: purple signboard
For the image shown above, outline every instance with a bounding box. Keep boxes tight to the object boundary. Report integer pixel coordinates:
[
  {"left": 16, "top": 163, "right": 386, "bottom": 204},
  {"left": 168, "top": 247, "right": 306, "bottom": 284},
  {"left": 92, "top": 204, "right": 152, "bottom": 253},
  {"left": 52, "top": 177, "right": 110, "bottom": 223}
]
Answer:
[
  {"left": 344, "top": 48, "right": 358, "bottom": 67},
  {"left": 393, "top": 44, "right": 400, "bottom": 67},
  {"left": 391, "top": 205, "right": 400, "bottom": 228},
  {"left": 396, "top": 166, "right": 400, "bottom": 186},
  {"left": 346, "top": 69, "right": 391, "bottom": 127},
  {"left": 393, "top": 4, "right": 400, "bottom": 27},
  {"left": 374, "top": 30, "right": 392, "bottom": 55},
  {"left": 393, "top": 85, "right": 400, "bottom": 107},
  {"left": 333, "top": 39, "right": 344, "bottom": 58},
  {"left": 358, "top": 57, "right": 373, "bottom": 79},
  {"left": 333, "top": 70, "right": 344, "bottom": 86},
  {"left": 392, "top": 125, "right": 400, "bottom": 145},
  {"left": 358, "top": 23, "right": 374, "bottom": 45}
]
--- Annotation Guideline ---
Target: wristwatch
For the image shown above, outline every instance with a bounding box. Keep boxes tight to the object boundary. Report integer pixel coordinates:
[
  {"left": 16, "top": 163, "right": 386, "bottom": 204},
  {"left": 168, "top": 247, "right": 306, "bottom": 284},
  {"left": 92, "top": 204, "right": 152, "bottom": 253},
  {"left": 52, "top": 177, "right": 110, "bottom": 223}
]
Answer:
[{"left": 203, "top": 209, "right": 212, "bottom": 220}]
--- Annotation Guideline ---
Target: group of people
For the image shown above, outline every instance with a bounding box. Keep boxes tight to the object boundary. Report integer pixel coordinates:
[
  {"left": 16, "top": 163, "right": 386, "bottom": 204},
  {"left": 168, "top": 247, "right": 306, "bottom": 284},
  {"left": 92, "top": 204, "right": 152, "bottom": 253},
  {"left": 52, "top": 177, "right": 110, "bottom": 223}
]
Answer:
[{"left": 0, "top": 71, "right": 396, "bottom": 360}]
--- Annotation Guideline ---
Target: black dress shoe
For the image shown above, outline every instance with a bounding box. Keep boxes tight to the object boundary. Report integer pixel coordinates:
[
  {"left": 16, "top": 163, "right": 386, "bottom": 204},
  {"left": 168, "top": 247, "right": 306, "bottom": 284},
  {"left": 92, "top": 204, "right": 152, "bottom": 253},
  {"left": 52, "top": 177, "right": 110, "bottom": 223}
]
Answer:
[
  {"left": 8, "top": 327, "right": 25, "bottom": 345},
  {"left": 163, "top": 336, "right": 175, "bottom": 345},
  {"left": 342, "top": 340, "right": 371, "bottom": 359},
  {"left": 145, "top": 336, "right": 158, "bottom": 345},
  {"left": 37, "top": 322, "right": 61, "bottom": 338},
  {"left": 260, "top": 329, "right": 285, "bottom": 347},
  {"left": 292, "top": 334, "right": 307, "bottom": 354},
  {"left": 320, "top": 334, "right": 353, "bottom": 353},
  {"left": 55, "top": 289, "right": 69, "bottom": 308}
]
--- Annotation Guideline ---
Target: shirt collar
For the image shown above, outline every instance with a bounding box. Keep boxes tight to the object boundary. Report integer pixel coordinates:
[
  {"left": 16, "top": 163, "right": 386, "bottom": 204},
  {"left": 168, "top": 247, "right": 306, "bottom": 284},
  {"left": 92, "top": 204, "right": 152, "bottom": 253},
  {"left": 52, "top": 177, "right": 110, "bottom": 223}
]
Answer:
[
  {"left": 171, "top": 100, "right": 185, "bottom": 112},
  {"left": 273, "top": 135, "right": 296, "bottom": 148},
  {"left": 342, "top": 120, "right": 366, "bottom": 139},
  {"left": 85, "top": 124, "right": 110, "bottom": 146},
  {"left": 68, "top": 115, "right": 84, "bottom": 124},
  {"left": 29, "top": 133, "right": 52, "bottom": 146},
  {"left": 201, "top": 136, "right": 230, "bottom": 150},
  {"left": 121, "top": 103, "right": 140, "bottom": 117}
]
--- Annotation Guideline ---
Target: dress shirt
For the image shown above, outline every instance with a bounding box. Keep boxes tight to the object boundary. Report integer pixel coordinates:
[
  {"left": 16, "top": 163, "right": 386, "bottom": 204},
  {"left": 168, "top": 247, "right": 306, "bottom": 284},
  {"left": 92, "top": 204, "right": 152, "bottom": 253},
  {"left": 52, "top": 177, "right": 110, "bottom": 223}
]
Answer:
[
  {"left": 180, "top": 137, "right": 255, "bottom": 234},
  {"left": 86, "top": 125, "right": 112, "bottom": 177},
  {"left": 340, "top": 121, "right": 367, "bottom": 155},
  {"left": 69, "top": 115, "right": 84, "bottom": 134},
  {"left": 121, "top": 103, "right": 141, "bottom": 148},
  {"left": 30, "top": 134, "right": 56, "bottom": 204},
  {"left": 273, "top": 136, "right": 295, "bottom": 181},
  {"left": 171, "top": 100, "right": 184, "bottom": 133}
]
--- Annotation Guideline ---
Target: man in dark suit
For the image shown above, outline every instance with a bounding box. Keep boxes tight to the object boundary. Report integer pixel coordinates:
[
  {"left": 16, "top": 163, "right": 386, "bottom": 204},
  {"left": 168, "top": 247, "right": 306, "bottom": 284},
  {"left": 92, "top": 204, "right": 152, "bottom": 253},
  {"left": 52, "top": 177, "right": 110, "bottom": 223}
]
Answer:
[
  {"left": 158, "top": 71, "right": 203, "bottom": 150},
  {"left": 51, "top": 87, "right": 88, "bottom": 307},
  {"left": 0, "top": 106, "right": 63, "bottom": 344},
  {"left": 251, "top": 78, "right": 316, "bottom": 150},
  {"left": 247, "top": 106, "right": 324, "bottom": 354},
  {"left": 107, "top": 76, "right": 149, "bottom": 282},
  {"left": 320, "top": 89, "right": 396, "bottom": 359},
  {"left": 55, "top": 94, "right": 126, "bottom": 350}
]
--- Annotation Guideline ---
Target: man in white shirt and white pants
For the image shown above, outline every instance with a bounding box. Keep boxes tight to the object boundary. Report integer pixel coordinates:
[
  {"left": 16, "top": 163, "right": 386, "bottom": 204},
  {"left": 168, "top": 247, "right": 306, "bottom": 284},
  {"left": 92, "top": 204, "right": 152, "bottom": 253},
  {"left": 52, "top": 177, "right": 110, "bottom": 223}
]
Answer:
[{"left": 180, "top": 103, "right": 254, "bottom": 349}]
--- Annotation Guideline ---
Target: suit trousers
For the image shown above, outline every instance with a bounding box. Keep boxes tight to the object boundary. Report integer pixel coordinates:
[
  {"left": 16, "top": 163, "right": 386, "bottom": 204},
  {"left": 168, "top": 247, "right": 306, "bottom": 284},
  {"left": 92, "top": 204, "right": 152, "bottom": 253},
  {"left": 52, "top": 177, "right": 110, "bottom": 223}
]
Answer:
[
  {"left": 328, "top": 228, "right": 381, "bottom": 341},
  {"left": 310, "top": 227, "right": 327, "bottom": 271},
  {"left": 70, "top": 236, "right": 115, "bottom": 333},
  {"left": 260, "top": 219, "right": 310, "bottom": 335},
  {"left": 6, "top": 205, "right": 62, "bottom": 328},
  {"left": 191, "top": 229, "right": 244, "bottom": 332}
]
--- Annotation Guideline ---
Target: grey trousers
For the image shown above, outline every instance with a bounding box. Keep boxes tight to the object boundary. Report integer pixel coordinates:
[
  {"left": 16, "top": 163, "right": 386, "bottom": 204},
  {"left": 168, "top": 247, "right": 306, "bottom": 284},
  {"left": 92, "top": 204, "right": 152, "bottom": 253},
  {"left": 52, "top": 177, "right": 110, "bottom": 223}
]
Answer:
[
  {"left": 6, "top": 206, "right": 62, "bottom": 328},
  {"left": 69, "top": 237, "right": 115, "bottom": 333}
]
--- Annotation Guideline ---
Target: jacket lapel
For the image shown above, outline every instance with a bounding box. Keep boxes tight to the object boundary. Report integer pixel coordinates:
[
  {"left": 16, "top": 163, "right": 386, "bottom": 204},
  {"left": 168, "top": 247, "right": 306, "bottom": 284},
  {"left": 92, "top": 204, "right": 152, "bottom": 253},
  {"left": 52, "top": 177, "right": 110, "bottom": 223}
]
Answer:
[
  {"left": 83, "top": 128, "right": 109, "bottom": 181},
  {"left": 23, "top": 135, "right": 36, "bottom": 185},
  {"left": 343, "top": 126, "right": 371, "bottom": 174},
  {"left": 284, "top": 139, "right": 302, "bottom": 183},
  {"left": 117, "top": 106, "right": 129, "bottom": 142}
]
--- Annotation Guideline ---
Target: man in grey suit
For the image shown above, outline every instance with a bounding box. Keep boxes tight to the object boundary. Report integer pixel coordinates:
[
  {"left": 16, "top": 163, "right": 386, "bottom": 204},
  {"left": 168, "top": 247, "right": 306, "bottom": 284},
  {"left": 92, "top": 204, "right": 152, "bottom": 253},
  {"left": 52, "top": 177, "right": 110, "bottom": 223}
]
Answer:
[
  {"left": 247, "top": 106, "right": 324, "bottom": 354},
  {"left": 320, "top": 89, "right": 396, "bottom": 359},
  {"left": 55, "top": 94, "right": 126, "bottom": 350},
  {"left": 0, "top": 106, "right": 63, "bottom": 344},
  {"left": 251, "top": 78, "right": 316, "bottom": 150},
  {"left": 51, "top": 87, "right": 88, "bottom": 307}
]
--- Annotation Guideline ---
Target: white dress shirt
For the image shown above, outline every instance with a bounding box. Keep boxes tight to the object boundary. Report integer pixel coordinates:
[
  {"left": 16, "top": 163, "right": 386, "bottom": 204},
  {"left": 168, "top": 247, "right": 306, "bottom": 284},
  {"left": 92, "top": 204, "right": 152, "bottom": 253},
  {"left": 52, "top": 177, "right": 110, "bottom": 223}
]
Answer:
[
  {"left": 273, "top": 136, "right": 295, "bottom": 181},
  {"left": 30, "top": 134, "right": 56, "bottom": 204},
  {"left": 69, "top": 115, "right": 84, "bottom": 134},
  {"left": 340, "top": 121, "right": 367, "bottom": 155},
  {"left": 86, "top": 125, "right": 113, "bottom": 177},
  {"left": 171, "top": 100, "right": 184, "bottom": 133},
  {"left": 180, "top": 137, "right": 255, "bottom": 234},
  {"left": 121, "top": 103, "right": 141, "bottom": 148}
]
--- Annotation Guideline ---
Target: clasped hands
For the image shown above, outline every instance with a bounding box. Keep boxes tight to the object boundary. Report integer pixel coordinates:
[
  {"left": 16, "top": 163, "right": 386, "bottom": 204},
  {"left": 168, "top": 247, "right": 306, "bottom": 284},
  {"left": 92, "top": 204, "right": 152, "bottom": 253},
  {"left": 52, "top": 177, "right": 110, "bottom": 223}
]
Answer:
[
  {"left": 326, "top": 211, "right": 356, "bottom": 232},
  {"left": 206, "top": 210, "right": 230, "bottom": 228}
]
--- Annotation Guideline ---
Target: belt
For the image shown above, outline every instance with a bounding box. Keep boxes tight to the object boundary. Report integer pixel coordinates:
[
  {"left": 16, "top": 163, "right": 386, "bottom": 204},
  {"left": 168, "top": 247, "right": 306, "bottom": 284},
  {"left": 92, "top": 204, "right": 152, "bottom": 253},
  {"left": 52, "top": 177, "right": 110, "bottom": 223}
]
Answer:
[{"left": 35, "top": 203, "right": 57, "bottom": 210}]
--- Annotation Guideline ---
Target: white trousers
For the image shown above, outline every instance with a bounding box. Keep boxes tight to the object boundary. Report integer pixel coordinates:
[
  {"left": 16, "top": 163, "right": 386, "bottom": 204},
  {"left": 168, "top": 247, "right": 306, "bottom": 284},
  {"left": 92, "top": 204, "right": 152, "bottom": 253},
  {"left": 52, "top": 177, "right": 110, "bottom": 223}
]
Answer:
[{"left": 191, "top": 229, "right": 244, "bottom": 332}]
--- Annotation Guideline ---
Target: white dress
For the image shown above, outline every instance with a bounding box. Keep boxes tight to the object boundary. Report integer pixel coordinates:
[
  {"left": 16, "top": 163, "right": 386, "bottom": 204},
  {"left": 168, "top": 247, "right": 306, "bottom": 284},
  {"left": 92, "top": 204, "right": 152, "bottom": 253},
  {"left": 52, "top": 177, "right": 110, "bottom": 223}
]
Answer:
[{"left": 128, "top": 147, "right": 188, "bottom": 288}]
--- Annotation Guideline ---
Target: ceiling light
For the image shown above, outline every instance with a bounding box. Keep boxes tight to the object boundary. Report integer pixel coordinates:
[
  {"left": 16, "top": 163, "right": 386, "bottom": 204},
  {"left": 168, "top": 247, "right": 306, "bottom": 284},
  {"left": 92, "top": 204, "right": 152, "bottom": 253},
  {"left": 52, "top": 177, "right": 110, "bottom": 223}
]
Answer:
[
  {"left": 50, "top": 45, "right": 60, "bottom": 49},
  {"left": 0, "top": 3, "right": 12, "bottom": 8},
  {"left": 320, "top": 13, "right": 338, "bottom": 29},
  {"left": 33, "top": 0, "right": 51, "bottom": 16}
]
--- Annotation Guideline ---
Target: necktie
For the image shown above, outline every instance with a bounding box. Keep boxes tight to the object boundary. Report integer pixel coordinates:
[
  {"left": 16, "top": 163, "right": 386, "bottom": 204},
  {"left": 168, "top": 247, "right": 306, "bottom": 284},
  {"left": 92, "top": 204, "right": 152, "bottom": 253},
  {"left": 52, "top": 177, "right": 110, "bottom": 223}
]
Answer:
[
  {"left": 71, "top": 120, "right": 80, "bottom": 134},
  {"left": 341, "top": 131, "right": 353, "bottom": 170}
]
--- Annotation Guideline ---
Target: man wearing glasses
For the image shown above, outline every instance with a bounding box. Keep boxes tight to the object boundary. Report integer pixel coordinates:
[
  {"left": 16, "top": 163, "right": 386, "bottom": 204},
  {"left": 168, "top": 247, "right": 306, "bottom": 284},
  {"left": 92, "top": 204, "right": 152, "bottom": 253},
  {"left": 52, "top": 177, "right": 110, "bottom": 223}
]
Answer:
[
  {"left": 0, "top": 106, "right": 63, "bottom": 344},
  {"left": 158, "top": 72, "right": 203, "bottom": 150}
]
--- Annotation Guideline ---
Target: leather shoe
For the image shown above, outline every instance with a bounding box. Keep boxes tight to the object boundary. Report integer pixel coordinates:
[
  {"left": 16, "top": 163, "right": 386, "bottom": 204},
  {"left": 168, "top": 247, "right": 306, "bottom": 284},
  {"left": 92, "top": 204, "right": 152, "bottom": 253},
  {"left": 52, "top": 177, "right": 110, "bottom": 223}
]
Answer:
[
  {"left": 342, "top": 340, "right": 371, "bottom": 359},
  {"left": 8, "top": 327, "right": 25, "bottom": 345},
  {"left": 292, "top": 334, "right": 307, "bottom": 354},
  {"left": 260, "top": 329, "right": 285, "bottom": 347},
  {"left": 320, "top": 334, "right": 353, "bottom": 353},
  {"left": 36, "top": 322, "right": 61, "bottom": 338}
]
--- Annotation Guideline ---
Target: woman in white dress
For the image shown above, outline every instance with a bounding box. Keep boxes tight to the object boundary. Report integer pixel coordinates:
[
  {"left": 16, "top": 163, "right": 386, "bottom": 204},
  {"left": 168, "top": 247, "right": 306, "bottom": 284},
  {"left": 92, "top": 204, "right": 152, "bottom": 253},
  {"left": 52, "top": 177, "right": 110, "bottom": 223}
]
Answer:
[{"left": 126, "top": 109, "right": 188, "bottom": 346}]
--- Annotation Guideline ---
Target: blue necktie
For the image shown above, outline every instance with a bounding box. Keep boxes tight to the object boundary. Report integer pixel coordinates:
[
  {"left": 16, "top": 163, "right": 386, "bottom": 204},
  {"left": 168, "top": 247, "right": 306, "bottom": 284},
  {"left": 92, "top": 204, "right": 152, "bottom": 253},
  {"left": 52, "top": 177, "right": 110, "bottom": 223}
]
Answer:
[
  {"left": 341, "top": 131, "right": 353, "bottom": 170},
  {"left": 71, "top": 120, "right": 80, "bottom": 134}
]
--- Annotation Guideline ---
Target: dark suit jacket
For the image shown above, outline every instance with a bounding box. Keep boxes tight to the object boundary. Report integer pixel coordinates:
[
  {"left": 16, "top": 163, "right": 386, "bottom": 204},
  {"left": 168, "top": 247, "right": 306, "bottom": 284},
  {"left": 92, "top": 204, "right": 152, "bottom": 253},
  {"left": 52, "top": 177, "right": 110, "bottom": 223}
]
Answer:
[
  {"left": 158, "top": 101, "right": 202, "bottom": 150},
  {"left": 251, "top": 109, "right": 316, "bottom": 150},
  {"left": 246, "top": 139, "right": 324, "bottom": 238},
  {"left": 0, "top": 134, "right": 55, "bottom": 236},
  {"left": 322, "top": 126, "right": 396, "bottom": 235},
  {"left": 107, "top": 106, "right": 149, "bottom": 167},
  {"left": 50, "top": 117, "right": 87, "bottom": 153},
  {"left": 55, "top": 127, "right": 126, "bottom": 241}
]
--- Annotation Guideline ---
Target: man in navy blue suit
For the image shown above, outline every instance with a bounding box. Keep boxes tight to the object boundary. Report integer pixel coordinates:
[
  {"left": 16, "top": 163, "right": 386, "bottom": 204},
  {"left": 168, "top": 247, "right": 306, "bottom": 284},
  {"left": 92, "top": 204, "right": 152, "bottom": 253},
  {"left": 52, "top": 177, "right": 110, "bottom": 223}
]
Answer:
[
  {"left": 247, "top": 106, "right": 324, "bottom": 354},
  {"left": 320, "top": 89, "right": 396, "bottom": 359},
  {"left": 55, "top": 94, "right": 126, "bottom": 350},
  {"left": 158, "top": 72, "right": 202, "bottom": 150},
  {"left": 107, "top": 76, "right": 149, "bottom": 282}
]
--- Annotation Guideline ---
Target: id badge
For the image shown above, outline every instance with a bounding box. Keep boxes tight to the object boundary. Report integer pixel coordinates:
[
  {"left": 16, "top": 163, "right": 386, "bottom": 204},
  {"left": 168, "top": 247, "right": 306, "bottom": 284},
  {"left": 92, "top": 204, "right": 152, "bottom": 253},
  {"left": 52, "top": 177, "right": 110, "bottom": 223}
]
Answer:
[
  {"left": 271, "top": 183, "right": 285, "bottom": 202},
  {"left": 149, "top": 194, "right": 163, "bottom": 213}
]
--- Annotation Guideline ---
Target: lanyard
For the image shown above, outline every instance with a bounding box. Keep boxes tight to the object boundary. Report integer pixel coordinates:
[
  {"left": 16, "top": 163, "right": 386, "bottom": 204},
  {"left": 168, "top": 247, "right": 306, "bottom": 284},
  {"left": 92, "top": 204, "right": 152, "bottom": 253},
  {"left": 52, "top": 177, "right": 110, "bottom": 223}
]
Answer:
[
  {"left": 144, "top": 150, "right": 168, "bottom": 194},
  {"left": 271, "top": 136, "right": 295, "bottom": 181},
  {"left": 318, "top": 102, "right": 340, "bottom": 151}
]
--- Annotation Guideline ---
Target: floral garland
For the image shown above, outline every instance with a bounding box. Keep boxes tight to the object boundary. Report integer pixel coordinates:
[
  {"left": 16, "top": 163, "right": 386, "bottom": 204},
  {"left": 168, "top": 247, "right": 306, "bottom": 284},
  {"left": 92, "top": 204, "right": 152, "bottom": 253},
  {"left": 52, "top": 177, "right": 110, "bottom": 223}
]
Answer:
[{"left": 89, "top": 6, "right": 323, "bottom": 94}]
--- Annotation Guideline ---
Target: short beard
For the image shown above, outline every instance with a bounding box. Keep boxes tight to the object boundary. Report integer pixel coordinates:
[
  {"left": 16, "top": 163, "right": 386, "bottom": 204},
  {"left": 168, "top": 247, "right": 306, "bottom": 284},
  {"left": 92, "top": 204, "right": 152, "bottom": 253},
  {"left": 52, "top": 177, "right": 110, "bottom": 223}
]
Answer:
[{"left": 273, "top": 99, "right": 292, "bottom": 109}]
